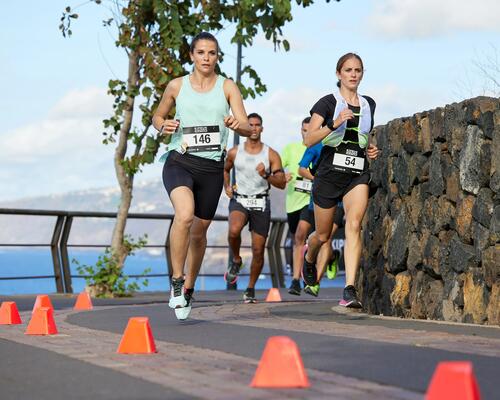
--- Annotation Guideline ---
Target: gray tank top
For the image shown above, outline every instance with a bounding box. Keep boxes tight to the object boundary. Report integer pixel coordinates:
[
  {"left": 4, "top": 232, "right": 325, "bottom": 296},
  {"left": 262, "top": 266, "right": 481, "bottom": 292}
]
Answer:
[{"left": 234, "top": 144, "right": 270, "bottom": 196}]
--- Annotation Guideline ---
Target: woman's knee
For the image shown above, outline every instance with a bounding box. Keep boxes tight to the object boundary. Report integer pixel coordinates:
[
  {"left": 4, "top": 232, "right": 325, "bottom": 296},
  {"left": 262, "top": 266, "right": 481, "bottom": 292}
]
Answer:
[
  {"left": 173, "top": 211, "right": 194, "bottom": 229},
  {"left": 345, "top": 217, "right": 362, "bottom": 234},
  {"left": 190, "top": 229, "right": 207, "bottom": 245}
]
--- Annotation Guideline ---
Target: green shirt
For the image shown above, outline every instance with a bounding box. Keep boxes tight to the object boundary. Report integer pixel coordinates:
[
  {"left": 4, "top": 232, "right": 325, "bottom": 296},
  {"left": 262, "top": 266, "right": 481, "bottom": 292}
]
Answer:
[{"left": 281, "top": 141, "right": 310, "bottom": 214}]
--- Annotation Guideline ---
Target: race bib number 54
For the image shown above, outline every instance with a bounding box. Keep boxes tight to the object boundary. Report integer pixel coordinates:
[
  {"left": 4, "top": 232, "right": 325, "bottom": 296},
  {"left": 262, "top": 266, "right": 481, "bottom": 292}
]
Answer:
[{"left": 332, "top": 150, "right": 364, "bottom": 174}]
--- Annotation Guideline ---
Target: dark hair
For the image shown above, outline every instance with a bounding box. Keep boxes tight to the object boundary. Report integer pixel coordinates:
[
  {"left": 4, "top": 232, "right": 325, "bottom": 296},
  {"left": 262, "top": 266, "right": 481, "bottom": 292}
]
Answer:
[
  {"left": 248, "top": 112, "right": 263, "bottom": 124},
  {"left": 336, "top": 52, "right": 364, "bottom": 88},
  {"left": 302, "top": 117, "right": 311, "bottom": 125},
  {"left": 190, "top": 32, "right": 219, "bottom": 54}
]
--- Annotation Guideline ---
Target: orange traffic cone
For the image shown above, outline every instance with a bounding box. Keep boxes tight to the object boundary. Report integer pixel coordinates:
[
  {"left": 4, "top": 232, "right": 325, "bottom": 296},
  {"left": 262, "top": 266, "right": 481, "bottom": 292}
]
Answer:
[
  {"left": 32, "top": 295, "right": 54, "bottom": 314},
  {"left": 0, "top": 301, "right": 23, "bottom": 325},
  {"left": 25, "top": 307, "right": 58, "bottom": 335},
  {"left": 74, "top": 291, "right": 93, "bottom": 310},
  {"left": 250, "top": 336, "right": 309, "bottom": 388},
  {"left": 265, "top": 288, "right": 282, "bottom": 302},
  {"left": 426, "top": 361, "right": 481, "bottom": 400},
  {"left": 117, "top": 317, "right": 157, "bottom": 354}
]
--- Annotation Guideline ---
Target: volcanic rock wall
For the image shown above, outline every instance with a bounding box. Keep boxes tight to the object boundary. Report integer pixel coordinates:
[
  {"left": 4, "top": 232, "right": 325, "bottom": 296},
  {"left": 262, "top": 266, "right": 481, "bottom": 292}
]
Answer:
[{"left": 359, "top": 96, "right": 499, "bottom": 325}]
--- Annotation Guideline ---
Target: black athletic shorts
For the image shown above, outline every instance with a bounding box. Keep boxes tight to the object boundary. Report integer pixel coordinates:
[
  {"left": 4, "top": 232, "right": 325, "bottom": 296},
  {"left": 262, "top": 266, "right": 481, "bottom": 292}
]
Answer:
[
  {"left": 333, "top": 205, "right": 345, "bottom": 228},
  {"left": 229, "top": 198, "right": 271, "bottom": 238},
  {"left": 287, "top": 204, "right": 314, "bottom": 235},
  {"left": 162, "top": 151, "right": 224, "bottom": 220},
  {"left": 307, "top": 202, "right": 343, "bottom": 231},
  {"left": 312, "top": 170, "right": 371, "bottom": 209}
]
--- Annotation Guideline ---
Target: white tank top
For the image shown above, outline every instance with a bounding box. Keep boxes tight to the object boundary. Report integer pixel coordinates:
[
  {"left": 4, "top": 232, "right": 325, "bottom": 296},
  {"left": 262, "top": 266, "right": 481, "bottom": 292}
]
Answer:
[{"left": 234, "top": 143, "right": 270, "bottom": 196}]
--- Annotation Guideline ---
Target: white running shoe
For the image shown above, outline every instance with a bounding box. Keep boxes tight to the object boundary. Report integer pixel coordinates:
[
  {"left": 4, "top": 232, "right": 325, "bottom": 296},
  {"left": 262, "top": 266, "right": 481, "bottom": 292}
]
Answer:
[
  {"left": 175, "top": 305, "right": 192, "bottom": 320},
  {"left": 169, "top": 277, "right": 187, "bottom": 309},
  {"left": 175, "top": 289, "right": 194, "bottom": 320}
]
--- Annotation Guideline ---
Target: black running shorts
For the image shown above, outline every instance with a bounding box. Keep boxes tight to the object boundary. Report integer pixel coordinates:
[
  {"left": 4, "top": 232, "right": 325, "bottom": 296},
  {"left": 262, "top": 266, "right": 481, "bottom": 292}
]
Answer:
[
  {"left": 162, "top": 151, "right": 224, "bottom": 220},
  {"left": 229, "top": 198, "right": 271, "bottom": 238},
  {"left": 312, "top": 171, "right": 370, "bottom": 209},
  {"left": 333, "top": 205, "right": 345, "bottom": 228},
  {"left": 287, "top": 204, "right": 314, "bottom": 235}
]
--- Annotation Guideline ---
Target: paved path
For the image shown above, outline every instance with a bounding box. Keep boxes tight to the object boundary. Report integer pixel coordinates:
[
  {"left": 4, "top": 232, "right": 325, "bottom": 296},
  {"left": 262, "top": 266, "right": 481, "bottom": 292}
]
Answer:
[{"left": 1, "top": 289, "right": 499, "bottom": 399}]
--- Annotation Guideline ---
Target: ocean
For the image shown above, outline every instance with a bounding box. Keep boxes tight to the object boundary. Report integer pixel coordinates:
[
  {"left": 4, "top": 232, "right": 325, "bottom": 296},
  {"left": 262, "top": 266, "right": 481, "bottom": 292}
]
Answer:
[{"left": 0, "top": 247, "right": 345, "bottom": 295}]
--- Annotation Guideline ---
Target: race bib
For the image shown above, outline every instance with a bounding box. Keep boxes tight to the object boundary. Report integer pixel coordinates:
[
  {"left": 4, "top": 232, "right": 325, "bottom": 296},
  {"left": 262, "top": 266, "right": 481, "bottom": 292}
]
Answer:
[
  {"left": 237, "top": 197, "right": 266, "bottom": 211},
  {"left": 294, "top": 178, "right": 312, "bottom": 193},
  {"left": 183, "top": 125, "right": 221, "bottom": 153},
  {"left": 332, "top": 148, "right": 365, "bottom": 174}
]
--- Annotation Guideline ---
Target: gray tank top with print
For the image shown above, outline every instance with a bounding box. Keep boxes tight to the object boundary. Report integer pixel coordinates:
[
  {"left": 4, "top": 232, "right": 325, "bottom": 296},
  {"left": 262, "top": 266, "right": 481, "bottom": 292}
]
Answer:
[{"left": 234, "top": 144, "right": 270, "bottom": 196}]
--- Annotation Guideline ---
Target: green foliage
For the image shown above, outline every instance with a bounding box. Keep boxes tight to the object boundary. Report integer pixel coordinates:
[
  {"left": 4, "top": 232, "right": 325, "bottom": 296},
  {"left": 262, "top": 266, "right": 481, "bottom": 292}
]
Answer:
[
  {"left": 60, "top": 0, "right": 340, "bottom": 176},
  {"left": 73, "top": 235, "right": 151, "bottom": 298}
]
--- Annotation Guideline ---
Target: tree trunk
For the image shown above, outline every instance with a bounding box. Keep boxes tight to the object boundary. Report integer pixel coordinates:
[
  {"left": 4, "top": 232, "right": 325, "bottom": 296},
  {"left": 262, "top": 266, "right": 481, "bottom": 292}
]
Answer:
[{"left": 110, "top": 50, "right": 140, "bottom": 268}]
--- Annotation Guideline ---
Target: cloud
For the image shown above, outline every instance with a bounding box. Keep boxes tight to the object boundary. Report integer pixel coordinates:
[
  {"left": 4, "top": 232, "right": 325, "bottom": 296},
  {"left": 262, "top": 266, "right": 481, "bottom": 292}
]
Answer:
[
  {"left": 49, "top": 87, "right": 113, "bottom": 119},
  {"left": 364, "top": 83, "right": 448, "bottom": 125},
  {"left": 369, "top": 0, "right": 500, "bottom": 39},
  {"left": 242, "top": 86, "right": 324, "bottom": 151},
  {"left": 1, "top": 87, "right": 113, "bottom": 163},
  {"left": 243, "top": 83, "right": 451, "bottom": 153},
  {"left": 0, "top": 82, "right": 460, "bottom": 202},
  {"left": 0, "top": 87, "right": 122, "bottom": 201}
]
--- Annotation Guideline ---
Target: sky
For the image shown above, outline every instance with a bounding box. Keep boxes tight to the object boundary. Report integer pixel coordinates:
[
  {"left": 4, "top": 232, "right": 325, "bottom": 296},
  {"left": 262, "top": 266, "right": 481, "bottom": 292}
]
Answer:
[{"left": 1, "top": 0, "right": 499, "bottom": 202}]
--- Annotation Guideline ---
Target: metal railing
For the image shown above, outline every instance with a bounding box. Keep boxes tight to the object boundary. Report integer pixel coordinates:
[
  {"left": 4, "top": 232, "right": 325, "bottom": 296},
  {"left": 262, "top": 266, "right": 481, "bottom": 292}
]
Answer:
[{"left": 0, "top": 208, "right": 289, "bottom": 293}]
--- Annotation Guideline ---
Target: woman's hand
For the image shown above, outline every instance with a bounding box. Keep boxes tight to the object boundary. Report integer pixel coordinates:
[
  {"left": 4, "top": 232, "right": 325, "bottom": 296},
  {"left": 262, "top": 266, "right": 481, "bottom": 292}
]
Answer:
[
  {"left": 367, "top": 143, "right": 380, "bottom": 160},
  {"left": 224, "top": 115, "right": 240, "bottom": 131},
  {"left": 160, "top": 119, "right": 180, "bottom": 135},
  {"left": 332, "top": 109, "right": 354, "bottom": 130}
]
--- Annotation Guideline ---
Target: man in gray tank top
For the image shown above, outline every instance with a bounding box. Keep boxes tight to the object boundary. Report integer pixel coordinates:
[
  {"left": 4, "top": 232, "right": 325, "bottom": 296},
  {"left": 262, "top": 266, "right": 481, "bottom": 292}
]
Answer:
[{"left": 223, "top": 113, "right": 286, "bottom": 303}]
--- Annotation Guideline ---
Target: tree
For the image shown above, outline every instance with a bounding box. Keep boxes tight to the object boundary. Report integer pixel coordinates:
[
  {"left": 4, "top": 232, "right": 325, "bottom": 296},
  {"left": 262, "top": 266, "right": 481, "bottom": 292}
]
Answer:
[
  {"left": 455, "top": 44, "right": 500, "bottom": 99},
  {"left": 472, "top": 44, "right": 500, "bottom": 97},
  {"left": 60, "top": 0, "right": 339, "bottom": 295}
]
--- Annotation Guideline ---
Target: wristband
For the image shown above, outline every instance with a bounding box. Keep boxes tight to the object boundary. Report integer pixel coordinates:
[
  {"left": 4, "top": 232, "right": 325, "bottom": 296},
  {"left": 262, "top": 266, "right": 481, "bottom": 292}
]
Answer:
[
  {"left": 262, "top": 171, "right": 271, "bottom": 180},
  {"left": 326, "top": 118, "right": 336, "bottom": 131}
]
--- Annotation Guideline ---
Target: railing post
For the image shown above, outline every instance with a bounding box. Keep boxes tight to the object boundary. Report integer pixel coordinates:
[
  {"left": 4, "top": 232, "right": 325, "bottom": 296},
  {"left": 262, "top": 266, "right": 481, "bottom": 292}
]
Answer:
[
  {"left": 267, "top": 221, "right": 286, "bottom": 288},
  {"left": 59, "top": 215, "right": 74, "bottom": 293},
  {"left": 50, "top": 215, "right": 65, "bottom": 293},
  {"left": 274, "top": 221, "right": 286, "bottom": 288}
]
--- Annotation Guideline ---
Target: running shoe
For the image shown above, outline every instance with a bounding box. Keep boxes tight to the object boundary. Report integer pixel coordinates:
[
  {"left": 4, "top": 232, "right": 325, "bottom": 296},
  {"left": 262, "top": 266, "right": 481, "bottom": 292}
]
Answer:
[
  {"left": 175, "top": 288, "right": 194, "bottom": 320},
  {"left": 339, "top": 285, "right": 363, "bottom": 308},
  {"left": 224, "top": 259, "right": 243, "bottom": 284},
  {"left": 301, "top": 251, "right": 317, "bottom": 287},
  {"left": 326, "top": 250, "right": 339, "bottom": 280},
  {"left": 243, "top": 288, "right": 256, "bottom": 304},
  {"left": 304, "top": 283, "right": 320, "bottom": 297},
  {"left": 169, "top": 277, "right": 187, "bottom": 309},
  {"left": 288, "top": 279, "right": 301, "bottom": 296}
]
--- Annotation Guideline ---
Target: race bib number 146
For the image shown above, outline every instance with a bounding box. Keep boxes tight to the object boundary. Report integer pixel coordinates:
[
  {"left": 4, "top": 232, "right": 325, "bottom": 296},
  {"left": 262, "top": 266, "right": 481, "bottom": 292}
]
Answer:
[{"left": 183, "top": 125, "right": 221, "bottom": 152}]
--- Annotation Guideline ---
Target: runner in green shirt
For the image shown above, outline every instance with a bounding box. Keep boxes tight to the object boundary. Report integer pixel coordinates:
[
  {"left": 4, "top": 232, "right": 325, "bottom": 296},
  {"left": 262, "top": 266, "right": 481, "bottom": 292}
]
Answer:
[{"left": 281, "top": 117, "right": 314, "bottom": 295}]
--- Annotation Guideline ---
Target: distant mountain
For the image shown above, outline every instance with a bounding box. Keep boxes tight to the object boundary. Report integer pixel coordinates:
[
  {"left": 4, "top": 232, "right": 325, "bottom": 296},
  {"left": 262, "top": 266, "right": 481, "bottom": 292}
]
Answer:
[{"left": 0, "top": 181, "right": 288, "bottom": 247}]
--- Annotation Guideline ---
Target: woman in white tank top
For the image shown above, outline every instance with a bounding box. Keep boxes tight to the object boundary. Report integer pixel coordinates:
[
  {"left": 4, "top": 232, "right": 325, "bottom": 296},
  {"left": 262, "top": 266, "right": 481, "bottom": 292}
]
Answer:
[{"left": 152, "top": 32, "right": 252, "bottom": 320}]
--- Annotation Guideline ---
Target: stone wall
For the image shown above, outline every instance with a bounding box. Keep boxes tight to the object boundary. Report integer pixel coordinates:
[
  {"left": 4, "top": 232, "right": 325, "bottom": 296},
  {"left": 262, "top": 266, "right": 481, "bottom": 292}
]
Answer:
[{"left": 359, "top": 96, "right": 499, "bottom": 325}]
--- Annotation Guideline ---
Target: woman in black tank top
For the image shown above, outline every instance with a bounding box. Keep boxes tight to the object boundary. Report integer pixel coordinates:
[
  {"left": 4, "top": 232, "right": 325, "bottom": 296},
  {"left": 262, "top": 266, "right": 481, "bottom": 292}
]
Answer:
[{"left": 301, "top": 53, "right": 380, "bottom": 308}]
